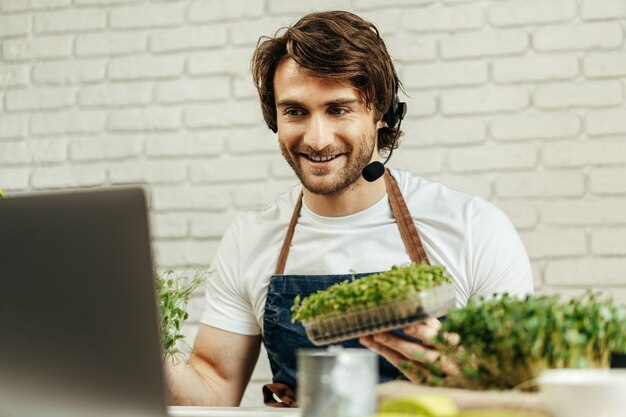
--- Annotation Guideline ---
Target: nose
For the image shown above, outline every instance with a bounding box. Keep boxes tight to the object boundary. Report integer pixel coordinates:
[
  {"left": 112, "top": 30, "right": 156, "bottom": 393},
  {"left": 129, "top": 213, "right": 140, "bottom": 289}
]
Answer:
[{"left": 302, "top": 113, "right": 333, "bottom": 151}]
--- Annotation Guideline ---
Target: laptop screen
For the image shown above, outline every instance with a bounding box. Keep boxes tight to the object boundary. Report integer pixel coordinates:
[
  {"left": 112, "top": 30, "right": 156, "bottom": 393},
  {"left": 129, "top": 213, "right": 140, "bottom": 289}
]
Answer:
[{"left": 0, "top": 188, "right": 168, "bottom": 417}]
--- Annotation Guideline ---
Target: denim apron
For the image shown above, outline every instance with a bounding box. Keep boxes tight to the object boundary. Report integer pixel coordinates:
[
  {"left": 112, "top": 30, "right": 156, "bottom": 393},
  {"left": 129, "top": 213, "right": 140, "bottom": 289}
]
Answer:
[{"left": 262, "top": 169, "right": 431, "bottom": 407}]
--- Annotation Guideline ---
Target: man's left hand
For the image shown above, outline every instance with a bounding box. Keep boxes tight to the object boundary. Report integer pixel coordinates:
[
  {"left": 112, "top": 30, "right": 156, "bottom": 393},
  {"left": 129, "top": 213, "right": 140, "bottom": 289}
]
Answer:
[{"left": 359, "top": 318, "right": 459, "bottom": 383}]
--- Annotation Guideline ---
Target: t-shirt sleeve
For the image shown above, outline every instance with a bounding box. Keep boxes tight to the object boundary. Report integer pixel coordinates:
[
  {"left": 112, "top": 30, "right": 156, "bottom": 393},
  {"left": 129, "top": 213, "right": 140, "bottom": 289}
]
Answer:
[
  {"left": 200, "top": 218, "right": 261, "bottom": 336},
  {"left": 467, "top": 197, "right": 534, "bottom": 300}
]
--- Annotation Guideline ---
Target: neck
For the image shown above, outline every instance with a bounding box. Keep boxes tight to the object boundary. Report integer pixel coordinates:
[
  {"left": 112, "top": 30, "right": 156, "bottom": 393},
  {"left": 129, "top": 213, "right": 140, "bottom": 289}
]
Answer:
[{"left": 302, "top": 175, "right": 387, "bottom": 217}]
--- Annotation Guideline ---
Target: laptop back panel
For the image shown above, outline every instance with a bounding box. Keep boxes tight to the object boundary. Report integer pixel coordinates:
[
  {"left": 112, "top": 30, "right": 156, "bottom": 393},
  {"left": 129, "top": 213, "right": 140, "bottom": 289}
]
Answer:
[{"left": 0, "top": 188, "right": 168, "bottom": 417}]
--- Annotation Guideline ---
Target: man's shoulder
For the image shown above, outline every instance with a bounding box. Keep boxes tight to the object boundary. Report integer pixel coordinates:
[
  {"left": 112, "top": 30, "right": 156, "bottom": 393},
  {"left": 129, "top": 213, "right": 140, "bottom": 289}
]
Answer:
[
  {"left": 391, "top": 168, "right": 509, "bottom": 222},
  {"left": 390, "top": 168, "right": 475, "bottom": 208},
  {"left": 231, "top": 183, "right": 301, "bottom": 231},
  {"left": 216, "top": 183, "right": 301, "bottom": 267}
]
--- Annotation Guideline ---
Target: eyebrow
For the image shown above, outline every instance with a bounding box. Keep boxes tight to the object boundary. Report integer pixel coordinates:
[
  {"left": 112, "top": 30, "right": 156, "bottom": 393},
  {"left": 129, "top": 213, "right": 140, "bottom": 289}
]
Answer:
[{"left": 276, "top": 98, "right": 360, "bottom": 108}]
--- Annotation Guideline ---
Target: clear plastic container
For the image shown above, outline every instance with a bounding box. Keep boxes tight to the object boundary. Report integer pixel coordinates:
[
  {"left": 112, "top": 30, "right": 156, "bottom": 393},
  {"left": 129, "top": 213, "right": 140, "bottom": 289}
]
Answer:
[{"left": 301, "top": 283, "right": 456, "bottom": 346}]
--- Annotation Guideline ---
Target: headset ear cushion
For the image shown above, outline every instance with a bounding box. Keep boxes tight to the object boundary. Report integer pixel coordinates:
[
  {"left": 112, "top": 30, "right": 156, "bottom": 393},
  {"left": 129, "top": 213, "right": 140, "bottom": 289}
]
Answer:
[
  {"left": 397, "top": 101, "right": 407, "bottom": 121},
  {"left": 383, "top": 79, "right": 401, "bottom": 128},
  {"left": 383, "top": 94, "right": 399, "bottom": 128}
]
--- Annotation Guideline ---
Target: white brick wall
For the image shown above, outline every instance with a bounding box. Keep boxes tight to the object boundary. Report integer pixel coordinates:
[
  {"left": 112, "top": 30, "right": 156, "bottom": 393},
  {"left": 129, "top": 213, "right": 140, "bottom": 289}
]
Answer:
[
  {"left": 490, "top": 113, "right": 581, "bottom": 141},
  {"left": 401, "top": 4, "right": 483, "bottom": 31},
  {"left": 492, "top": 54, "right": 579, "bottom": 83},
  {"left": 150, "top": 26, "right": 227, "bottom": 52},
  {"left": 34, "top": 9, "right": 107, "bottom": 33},
  {"left": 2, "top": 0, "right": 626, "bottom": 406},
  {"left": 403, "top": 61, "right": 488, "bottom": 89},
  {"left": 76, "top": 32, "right": 148, "bottom": 56},
  {"left": 534, "top": 80, "right": 623, "bottom": 109},
  {"left": 489, "top": 0, "right": 577, "bottom": 26},
  {"left": 110, "top": 3, "right": 185, "bottom": 29},
  {"left": 2, "top": 35, "right": 74, "bottom": 60},
  {"left": 6, "top": 86, "right": 77, "bottom": 110},
  {"left": 33, "top": 60, "right": 107, "bottom": 83},
  {"left": 534, "top": 22, "right": 624, "bottom": 51}
]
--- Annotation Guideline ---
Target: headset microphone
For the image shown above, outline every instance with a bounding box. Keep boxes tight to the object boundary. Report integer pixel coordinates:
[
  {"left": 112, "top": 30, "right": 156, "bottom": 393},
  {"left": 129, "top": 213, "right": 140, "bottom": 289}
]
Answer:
[
  {"left": 362, "top": 80, "right": 407, "bottom": 183},
  {"left": 361, "top": 160, "right": 385, "bottom": 182}
]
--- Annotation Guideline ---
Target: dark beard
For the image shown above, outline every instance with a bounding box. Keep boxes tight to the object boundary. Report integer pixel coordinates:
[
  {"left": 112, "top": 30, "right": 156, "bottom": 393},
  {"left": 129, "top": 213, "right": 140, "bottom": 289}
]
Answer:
[{"left": 279, "top": 131, "right": 376, "bottom": 195}]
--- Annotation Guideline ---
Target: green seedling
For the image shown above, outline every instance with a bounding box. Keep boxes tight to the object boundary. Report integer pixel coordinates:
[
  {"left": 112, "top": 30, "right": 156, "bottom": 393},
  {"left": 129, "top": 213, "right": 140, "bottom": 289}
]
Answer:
[
  {"left": 291, "top": 262, "right": 451, "bottom": 322},
  {"left": 157, "top": 270, "right": 205, "bottom": 358},
  {"left": 409, "top": 291, "right": 626, "bottom": 391}
]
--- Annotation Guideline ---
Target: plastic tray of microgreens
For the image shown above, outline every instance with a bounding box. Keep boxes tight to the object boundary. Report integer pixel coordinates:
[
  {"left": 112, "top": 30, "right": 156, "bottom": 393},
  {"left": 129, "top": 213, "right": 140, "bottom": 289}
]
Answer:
[{"left": 291, "top": 263, "right": 456, "bottom": 346}]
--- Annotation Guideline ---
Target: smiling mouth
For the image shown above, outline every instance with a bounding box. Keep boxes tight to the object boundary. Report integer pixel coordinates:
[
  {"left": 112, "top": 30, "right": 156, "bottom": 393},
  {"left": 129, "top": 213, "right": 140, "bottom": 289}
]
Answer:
[{"left": 306, "top": 154, "right": 337, "bottom": 163}]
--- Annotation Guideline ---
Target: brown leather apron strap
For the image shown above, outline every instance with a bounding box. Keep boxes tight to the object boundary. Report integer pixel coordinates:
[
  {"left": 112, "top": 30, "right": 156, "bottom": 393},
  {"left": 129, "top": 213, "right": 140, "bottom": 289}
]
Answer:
[
  {"left": 274, "top": 191, "right": 303, "bottom": 275},
  {"left": 383, "top": 169, "right": 430, "bottom": 265}
]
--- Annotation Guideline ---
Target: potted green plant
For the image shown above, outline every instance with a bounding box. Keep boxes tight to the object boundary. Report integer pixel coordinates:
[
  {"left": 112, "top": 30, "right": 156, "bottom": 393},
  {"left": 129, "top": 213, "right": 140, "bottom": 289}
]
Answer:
[
  {"left": 408, "top": 291, "right": 626, "bottom": 390},
  {"left": 156, "top": 270, "right": 205, "bottom": 358}
]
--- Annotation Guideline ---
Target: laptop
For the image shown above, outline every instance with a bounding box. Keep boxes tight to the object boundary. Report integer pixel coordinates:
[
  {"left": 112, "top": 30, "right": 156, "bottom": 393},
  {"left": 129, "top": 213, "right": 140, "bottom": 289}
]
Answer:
[
  {"left": 0, "top": 188, "right": 167, "bottom": 417},
  {"left": 0, "top": 187, "right": 299, "bottom": 417}
]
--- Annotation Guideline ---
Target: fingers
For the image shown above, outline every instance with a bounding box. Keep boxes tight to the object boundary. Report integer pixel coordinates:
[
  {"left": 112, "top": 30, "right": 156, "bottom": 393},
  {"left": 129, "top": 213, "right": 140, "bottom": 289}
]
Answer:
[
  {"left": 444, "top": 332, "right": 461, "bottom": 346},
  {"left": 359, "top": 319, "right": 462, "bottom": 383},
  {"left": 381, "top": 332, "right": 439, "bottom": 363},
  {"left": 404, "top": 323, "right": 438, "bottom": 343},
  {"left": 359, "top": 335, "right": 424, "bottom": 384},
  {"left": 359, "top": 335, "right": 409, "bottom": 365},
  {"left": 403, "top": 318, "right": 441, "bottom": 346},
  {"left": 437, "top": 354, "right": 461, "bottom": 377},
  {"left": 360, "top": 332, "right": 440, "bottom": 364},
  {"left": 423, "top": 317, "right": 442, "bottom": 330}
]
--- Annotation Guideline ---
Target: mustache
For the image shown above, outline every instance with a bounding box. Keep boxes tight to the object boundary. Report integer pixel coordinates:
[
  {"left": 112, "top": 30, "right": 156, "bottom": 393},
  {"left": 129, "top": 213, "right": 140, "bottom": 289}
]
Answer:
[{"left": 291, "top": 144, "right": 352, "bottom": 156}]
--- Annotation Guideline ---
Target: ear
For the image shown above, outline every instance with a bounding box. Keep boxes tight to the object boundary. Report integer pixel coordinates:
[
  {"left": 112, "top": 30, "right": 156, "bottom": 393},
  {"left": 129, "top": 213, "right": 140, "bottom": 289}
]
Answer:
[{"left": 376, "top": 119, "right": 386, "bottom": 130}]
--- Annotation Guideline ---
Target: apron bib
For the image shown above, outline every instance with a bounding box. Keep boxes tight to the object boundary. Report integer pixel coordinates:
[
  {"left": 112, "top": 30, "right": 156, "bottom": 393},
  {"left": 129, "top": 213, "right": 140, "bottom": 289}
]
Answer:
[{"left": 262, "top": 169, "right": 430, "bottom": 407}]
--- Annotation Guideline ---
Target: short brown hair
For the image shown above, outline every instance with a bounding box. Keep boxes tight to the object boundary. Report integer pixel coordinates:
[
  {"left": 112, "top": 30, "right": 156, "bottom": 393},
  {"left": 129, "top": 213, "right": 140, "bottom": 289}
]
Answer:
[{"left": 251, "top": 10, "right": 402, "bottom": 154}]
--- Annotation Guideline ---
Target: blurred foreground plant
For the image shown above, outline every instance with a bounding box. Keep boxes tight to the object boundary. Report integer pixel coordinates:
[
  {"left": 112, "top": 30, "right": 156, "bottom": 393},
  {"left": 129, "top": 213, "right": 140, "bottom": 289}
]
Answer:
[
  {"left": 406, "top": 291, "right": 626, "bottom": 390},
  {"left": 156, "top": 270, "right": 206, "bottom": 358}
]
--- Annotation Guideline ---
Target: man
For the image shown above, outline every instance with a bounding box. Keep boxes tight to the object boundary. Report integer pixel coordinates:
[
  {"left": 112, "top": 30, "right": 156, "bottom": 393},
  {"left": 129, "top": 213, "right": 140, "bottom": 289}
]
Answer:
[{"left": 165, "top": 10, "right": 533, "bottom": 407}]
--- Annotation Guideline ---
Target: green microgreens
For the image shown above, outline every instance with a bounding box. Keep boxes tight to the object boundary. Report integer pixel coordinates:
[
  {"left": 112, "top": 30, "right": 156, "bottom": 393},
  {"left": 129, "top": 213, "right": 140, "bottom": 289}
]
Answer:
[
  {"left": 290, "top": 262, "right": 451, "bottom": 322},
  {"left": 156, "top": 269, "right": 205, "bottom": 358},
  {"left": 410, "top": 291, "right": 626, "bottom": 391}
]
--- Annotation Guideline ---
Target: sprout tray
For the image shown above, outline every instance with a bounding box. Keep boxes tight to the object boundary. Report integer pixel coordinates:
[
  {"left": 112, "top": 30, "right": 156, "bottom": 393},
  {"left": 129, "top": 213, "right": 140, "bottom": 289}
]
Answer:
[{"left": 301, "top": 283, "right": 456, "bottom": 345}]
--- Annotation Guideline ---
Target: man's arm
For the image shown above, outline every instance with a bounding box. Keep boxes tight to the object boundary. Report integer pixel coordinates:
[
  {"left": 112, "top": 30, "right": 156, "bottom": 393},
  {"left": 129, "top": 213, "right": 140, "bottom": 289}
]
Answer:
[{"left": 164, "top": 324, "right": 261, "bottom": 406}]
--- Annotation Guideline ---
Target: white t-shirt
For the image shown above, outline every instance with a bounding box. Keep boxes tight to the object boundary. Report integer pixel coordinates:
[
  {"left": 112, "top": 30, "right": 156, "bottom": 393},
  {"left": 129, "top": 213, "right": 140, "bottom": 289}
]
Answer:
[{"left": 201, "top": 168, "right": 533, "bottom": 336}]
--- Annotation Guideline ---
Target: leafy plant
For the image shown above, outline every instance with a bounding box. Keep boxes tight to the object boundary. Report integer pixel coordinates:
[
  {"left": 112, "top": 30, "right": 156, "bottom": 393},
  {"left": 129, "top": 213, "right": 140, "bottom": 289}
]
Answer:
[
  {"left": 406, "top": 292, "right": 626, "bottom": 391},
  {"left": 156, "top": 270, "right": 205, "bottom": 358},
  {"left": 291, "top": 262, "right": 451, "bottom": 322}
]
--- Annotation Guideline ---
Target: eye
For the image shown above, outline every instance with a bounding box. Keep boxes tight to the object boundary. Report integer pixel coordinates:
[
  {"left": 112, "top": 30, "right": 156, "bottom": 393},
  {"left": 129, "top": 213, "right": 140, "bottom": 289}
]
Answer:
[
  {"left": 284, "top": 108, "right": 304, "bottom": 117},
  {"left": 329, "top": 107, "right": 349, "bottom": 116}
]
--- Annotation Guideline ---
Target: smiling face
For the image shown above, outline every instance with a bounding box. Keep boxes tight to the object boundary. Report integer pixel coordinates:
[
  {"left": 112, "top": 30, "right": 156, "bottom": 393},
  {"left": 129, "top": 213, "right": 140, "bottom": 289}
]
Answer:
[{"left": 274, "top": 58, "right": 385, "bottom": 195}]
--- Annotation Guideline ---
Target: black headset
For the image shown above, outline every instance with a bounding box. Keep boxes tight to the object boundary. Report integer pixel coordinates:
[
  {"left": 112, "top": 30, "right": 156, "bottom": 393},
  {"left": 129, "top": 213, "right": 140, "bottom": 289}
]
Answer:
[
  {"left": 382, "top": 78, "right": 407, "bottom": 130},
  {"left": 362, "top": 79, "right": 407, "bottom": 182}
]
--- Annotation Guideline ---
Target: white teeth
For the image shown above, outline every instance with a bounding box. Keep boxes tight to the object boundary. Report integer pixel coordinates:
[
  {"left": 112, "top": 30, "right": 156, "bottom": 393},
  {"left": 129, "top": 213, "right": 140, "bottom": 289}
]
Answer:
[{"left": 308, "top": 155, "right": 335, "bottom": 162}]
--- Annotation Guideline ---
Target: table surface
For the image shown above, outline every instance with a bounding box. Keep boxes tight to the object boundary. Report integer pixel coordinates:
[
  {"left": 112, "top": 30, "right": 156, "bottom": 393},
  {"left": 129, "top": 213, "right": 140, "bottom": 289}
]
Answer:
[{"left": 168, "top": 406, "right": 300, "bottom": 417}]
